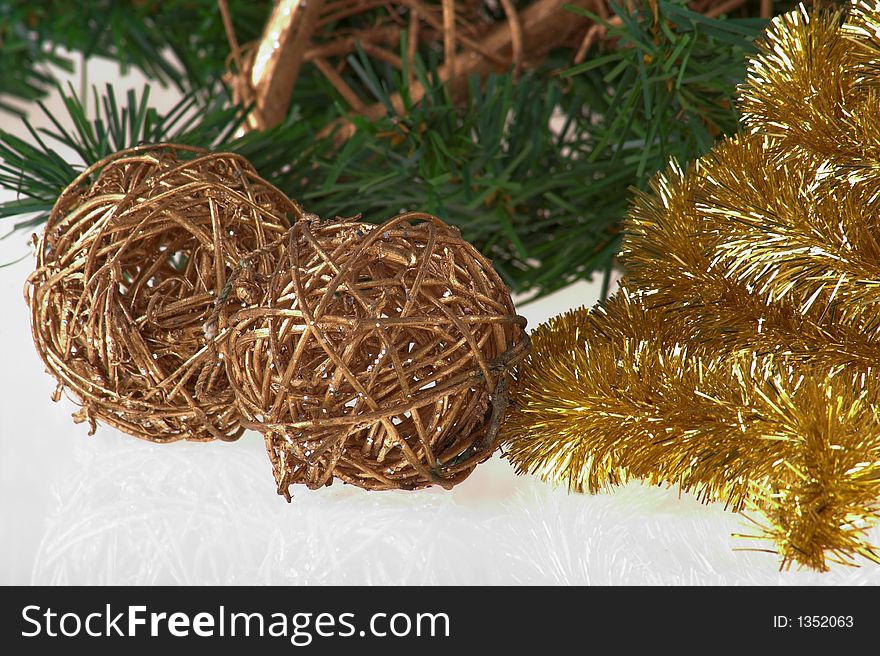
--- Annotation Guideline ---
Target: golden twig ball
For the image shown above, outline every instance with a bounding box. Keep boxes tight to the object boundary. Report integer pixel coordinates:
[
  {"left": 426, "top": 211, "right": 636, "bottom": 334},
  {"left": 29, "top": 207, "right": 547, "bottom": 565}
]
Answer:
[
  {"left": 26, "top": 144, "right": 299, "bottom": 442},
  {"left": 224, "top": 213, "right": 529, "bottom": 498}
]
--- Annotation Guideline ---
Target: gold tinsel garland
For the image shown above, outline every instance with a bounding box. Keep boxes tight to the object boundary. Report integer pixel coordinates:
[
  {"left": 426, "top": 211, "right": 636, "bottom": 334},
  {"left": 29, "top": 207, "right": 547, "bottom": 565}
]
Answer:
[
  {"left": 502, "top": 1, "right": 880, "bottom": 570},
  {"left": 504, "top": 289, "right": 880, "bottom": 570}
]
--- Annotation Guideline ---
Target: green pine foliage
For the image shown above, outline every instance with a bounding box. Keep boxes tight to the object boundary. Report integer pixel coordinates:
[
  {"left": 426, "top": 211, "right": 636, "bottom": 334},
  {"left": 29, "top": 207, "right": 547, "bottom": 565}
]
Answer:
[
  {"left": 0, "top": 0, "right": 271, "bottom": 113},
  {"left": 0, "top": 1, "right": 767, "bottom": 298},
  {"left": 0, "top": 84, "right": 254, "bottom": 234}
]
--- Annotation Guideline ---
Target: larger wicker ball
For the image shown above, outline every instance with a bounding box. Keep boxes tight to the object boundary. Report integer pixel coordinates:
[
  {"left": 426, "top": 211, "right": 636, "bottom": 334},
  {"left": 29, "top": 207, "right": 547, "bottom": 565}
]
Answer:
[
  {"left": 26, "top": 144, "right": 300, "bottom": 443},
  {"left": 224, "top": 213, "right": 529, "bottom": 498}
]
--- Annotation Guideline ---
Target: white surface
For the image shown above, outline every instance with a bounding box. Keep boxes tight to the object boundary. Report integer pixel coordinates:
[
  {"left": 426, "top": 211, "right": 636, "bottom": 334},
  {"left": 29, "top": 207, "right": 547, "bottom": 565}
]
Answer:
[{"left": 1, "top": 58, "right": 879, "bottom": 586}]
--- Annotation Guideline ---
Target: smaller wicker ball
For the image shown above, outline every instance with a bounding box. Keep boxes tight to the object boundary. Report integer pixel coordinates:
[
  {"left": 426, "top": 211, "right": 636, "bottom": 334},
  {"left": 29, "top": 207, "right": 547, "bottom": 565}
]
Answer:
[
  {"left": 225, "top": 213, "right": 529, "bottom": 498},
  {"left": 27, "top": 144, "right": 300, "bottom": 442}
]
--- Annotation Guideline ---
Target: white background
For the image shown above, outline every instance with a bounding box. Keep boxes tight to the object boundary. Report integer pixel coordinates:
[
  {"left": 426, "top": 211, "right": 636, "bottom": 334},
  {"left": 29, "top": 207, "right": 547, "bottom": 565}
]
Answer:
[{"left": 1, "top": 56, "right": 878, "bottom": 585}]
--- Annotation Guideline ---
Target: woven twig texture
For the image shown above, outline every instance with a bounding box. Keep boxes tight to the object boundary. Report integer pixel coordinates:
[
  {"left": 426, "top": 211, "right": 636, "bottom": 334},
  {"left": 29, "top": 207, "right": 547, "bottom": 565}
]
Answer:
[
  {"left": 27, "top": 144, "right": 298, "bottom": 442},
  {"left": 225, "top": 213, "right": 528, "bottom": 496}
]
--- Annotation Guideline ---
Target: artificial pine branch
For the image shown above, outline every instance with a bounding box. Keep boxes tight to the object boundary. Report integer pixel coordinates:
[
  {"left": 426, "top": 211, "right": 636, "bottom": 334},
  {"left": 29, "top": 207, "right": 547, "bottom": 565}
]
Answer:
[
  {"left": 0, "top": 0, "right": 767, "bottom": 298},
  {"left": 0, "top": 0, "right": 273, "bottom": 109},
  {"left": 0, "top": 84, "right": 258, "bottom": 233}
]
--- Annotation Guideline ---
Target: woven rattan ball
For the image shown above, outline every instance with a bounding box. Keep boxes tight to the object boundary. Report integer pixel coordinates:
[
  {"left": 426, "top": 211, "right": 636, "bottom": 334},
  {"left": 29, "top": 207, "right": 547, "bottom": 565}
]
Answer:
[
  {"left": 26, "top": 144, "right": 300, "bottom": 443},
  {"left": 224, "top": 213, "right": 529, "bottom": 498}
]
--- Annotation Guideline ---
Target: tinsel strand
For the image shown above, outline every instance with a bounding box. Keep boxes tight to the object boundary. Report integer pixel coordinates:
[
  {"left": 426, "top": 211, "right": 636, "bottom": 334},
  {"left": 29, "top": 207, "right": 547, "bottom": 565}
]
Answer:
[{"left": 502, "top": 1, "right": 880, "bottom": 570}]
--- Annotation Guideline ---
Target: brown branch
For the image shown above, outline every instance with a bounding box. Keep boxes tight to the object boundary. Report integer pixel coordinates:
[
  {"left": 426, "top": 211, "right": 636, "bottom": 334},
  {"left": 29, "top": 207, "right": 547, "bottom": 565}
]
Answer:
[
  {"left": 331, "top": 0, "right": 592, "bottom": 134},
  {"left": 705, "top": 0, "right": 748, "bottom": 18},
  {"left": 318, "top": 0, "right": 390, "bottom": 27},
  {"left": 303, "top": 26, "right": 402, "bottom": 62},
  {"left": 573, "top": 0, "right": 612, "bottom": 64},
  {"left": 442, "top": 0, "right": 457, "bottom": 81},
  {"left": 499, "top": 0, "right": 524, "bottom": 77},
  {"left": 407, "top": 7, "right": 419, "bottom": 87},
  {"left": 218, "top": 0, "right": 258, "bottom": 119},
  {"left": 398, "top": 0, "right": 509, "bottom": 67},
  {"left": 360, "top": 42, "right": 405, "bottom": 70},
  {"left": 574, "top": 15, "right": 622, "bottom": 64},
  {"left": 249, "top": 0, "right": 326, "bottom": 130},
  {"left": 313, "top": 57, "right": 365, "bottom": 110},
  {"left": 218, "top": 0, "right": 245, "bottom": 77}
]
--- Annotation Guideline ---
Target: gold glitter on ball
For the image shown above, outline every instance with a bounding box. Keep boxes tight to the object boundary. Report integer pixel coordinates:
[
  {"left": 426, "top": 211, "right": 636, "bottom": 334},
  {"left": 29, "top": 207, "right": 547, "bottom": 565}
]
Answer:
[
  {"left": 224, "top": 213, "right": 529, "bottom": 498},
  {"left": 27, "top": 144, "right": 299, "bottom": 443}
]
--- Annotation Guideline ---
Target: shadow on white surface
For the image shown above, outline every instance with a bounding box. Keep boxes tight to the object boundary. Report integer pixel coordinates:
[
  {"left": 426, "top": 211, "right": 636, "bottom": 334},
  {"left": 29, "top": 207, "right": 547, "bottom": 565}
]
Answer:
[{"left": 23, "top": 429, "right": 880, "bottom": 584}]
